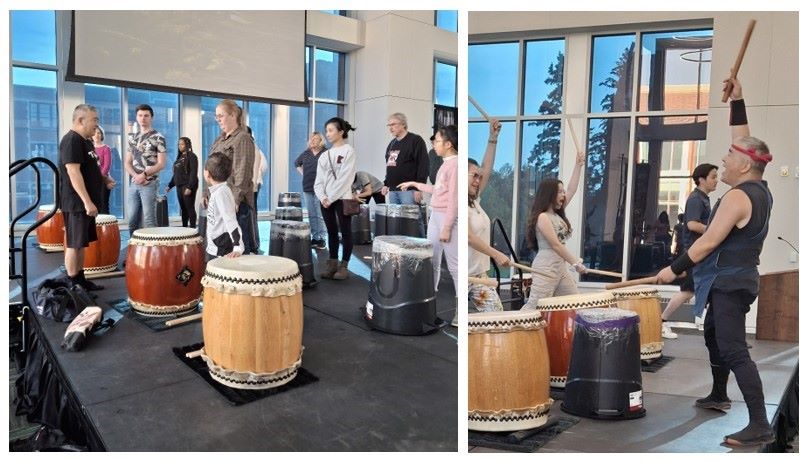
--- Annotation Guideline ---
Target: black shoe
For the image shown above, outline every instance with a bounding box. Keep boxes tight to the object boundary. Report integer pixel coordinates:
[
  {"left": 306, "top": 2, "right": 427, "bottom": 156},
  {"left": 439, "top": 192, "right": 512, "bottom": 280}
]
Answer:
[
  {"left": 695, "top": 395, "right": 731, "bottom": 411},
  {"left": 81, "top": 278, "right": 105, "bottom": 291},
  {"left": 723, "top": 424, "right": 775, "bottom": 446}
]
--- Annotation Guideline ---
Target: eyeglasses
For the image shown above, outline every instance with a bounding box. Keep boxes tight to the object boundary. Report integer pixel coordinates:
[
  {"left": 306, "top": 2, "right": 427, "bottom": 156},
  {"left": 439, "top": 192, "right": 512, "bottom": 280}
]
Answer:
[
  {"left": 215, "top": 113, "right": 228, "bottom": 120},
  {"left": 386, "top": 122, "right": 401, "bottom": 127},
  {"left": 469, "top": 172, "right": 483, "bottom": 180}
]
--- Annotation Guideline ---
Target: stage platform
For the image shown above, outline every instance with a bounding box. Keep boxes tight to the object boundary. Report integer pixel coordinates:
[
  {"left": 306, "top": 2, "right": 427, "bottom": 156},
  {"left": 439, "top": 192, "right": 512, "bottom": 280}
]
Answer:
[
  {"left": 10, "top": 227, "right": 458, "bottom": 451},
  {"left": 469, "top": 328, "right": 798, "bottom": 453}
]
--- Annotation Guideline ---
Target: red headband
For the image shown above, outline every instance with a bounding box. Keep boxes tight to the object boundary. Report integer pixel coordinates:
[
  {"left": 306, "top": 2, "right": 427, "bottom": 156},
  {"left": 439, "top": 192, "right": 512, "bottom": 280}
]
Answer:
[{"left": 731, "top": 144, "right": 772, "bottom": 164}]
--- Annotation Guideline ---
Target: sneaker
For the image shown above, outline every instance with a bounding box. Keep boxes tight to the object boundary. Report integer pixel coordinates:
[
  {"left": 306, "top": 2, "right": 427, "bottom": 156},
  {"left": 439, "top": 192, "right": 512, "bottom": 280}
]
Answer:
[
  {"left": 661, "top": 323, "right": 678, "bottom": 339},
  {"left": 723, "top": 425, "right": 775, "bottom": 446},
  {"left": 315, "top": 240, "right": 327, "bottom": 250},
  {"left": 695, "top": 395, "right": 731, "bottom": 411}
]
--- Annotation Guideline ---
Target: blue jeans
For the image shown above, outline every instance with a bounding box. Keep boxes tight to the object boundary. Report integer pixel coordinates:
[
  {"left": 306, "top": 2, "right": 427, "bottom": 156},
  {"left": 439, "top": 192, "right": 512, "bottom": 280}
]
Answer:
[
  {"left": 127, "top": 179, "right": 159, "bottom": 232},
  {"left": 387, "top": 190, "right": 417, "bottom": 205},
  {"left": 304, "top": 191, "right": 327, "bottom": 241}
]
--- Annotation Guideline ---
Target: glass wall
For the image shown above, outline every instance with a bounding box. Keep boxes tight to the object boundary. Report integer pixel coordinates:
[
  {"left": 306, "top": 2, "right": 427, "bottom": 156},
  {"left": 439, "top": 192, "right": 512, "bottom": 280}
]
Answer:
[
  {"left": 435, "top": 10, "right": 458, "bottom": 33},
  {"left": 84, "top": 84, "right": 124, "bottom": 218},
  {"left": 10, "top": 11, "right": 58, "bottom": 223},
  {"left": 470, "top": 27, "right": 713, "bottom": 279}
]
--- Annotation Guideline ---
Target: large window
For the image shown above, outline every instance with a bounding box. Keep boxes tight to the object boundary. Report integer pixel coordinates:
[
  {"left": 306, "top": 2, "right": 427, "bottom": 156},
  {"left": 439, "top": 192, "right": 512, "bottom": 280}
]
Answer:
[
  {"left": 583, "top": 29, "right": 712, "bottom": 280},
  {"left": 84, "top": 84, "right": 124, "bottom": 218},
  {"left": 11, "top": 11, "right": 58, "bottom": 223},
  {"left": 470, "top": 27, "right": 713, "bottom": 279},
  {"left": 469, "top": 39, "right": 566, "bottom": 260},
  {"left": 248, "top": 102, "right": 272, "bottom": 213},
  {"left": 435, "top": 10, "right": 458, "bottom": 33},
  {"left": 435, "top": 61, "right": 457, "bottom": 108},
  {"left": 287, "top": 46, "right": 346, "bottom": 197},
  {"left": 128, "top": 90, "right": 180, "bottom": 217}
]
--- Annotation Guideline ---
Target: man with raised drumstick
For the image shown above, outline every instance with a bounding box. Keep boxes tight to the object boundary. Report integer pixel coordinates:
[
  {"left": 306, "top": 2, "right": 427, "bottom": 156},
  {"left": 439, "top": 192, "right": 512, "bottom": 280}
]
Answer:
[{"left": 656, "top": 76, "right": 775, "bottom": 447}]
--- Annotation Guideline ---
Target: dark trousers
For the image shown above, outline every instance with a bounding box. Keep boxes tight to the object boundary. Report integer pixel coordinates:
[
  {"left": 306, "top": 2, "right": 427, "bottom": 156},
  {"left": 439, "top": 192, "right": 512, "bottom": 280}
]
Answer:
[
  {"left": 704, "top": 289, "right": 768, "bottom": 426},
  {"left": 177, "top": 187, "right": 197, "bottom": 228},
  {"left": 253, "top": 184, "right": 261, "bottom": 250},
  {"left": 321, "top": 200, "right": 353, "bottom": 262},
  {"left": 236, "top": 201, "right": 257, "bottom": 255},
  {"left": 101, "top": 187, "right": 111, "bottom": 215},
  {"left": 370, "top": 191, "right": 385, "bottom": 204}
]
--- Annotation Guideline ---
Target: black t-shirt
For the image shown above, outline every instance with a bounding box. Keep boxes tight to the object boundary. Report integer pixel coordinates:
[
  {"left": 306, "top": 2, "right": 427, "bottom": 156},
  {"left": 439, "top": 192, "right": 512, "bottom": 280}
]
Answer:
[
  {"left": 294, "top": 149, "right": 322, "bottom": 192},
  {"left": 59, "top": 129, "right": 104, "bottom": 213},
  {"left": 683, "top": 188, "right": 710, "bottom": 251},
  {"left": 384, "top": 132, "right": 429, "bottom": 188}
]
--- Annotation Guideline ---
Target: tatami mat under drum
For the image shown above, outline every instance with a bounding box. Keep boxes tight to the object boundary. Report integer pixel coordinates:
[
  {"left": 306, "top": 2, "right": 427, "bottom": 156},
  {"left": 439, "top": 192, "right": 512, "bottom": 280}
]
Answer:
[
  {"left": 108, "top": 298, "right": 200, "bottom": 332},
  {"left": 468, "top": 416, "right": 580, "bottom": 453},
  {"left": 641, "top": 355, "right": 675, "bottom": 373},
  {"left": 173, "top": 342, "right": 319, "bottom": 406}
]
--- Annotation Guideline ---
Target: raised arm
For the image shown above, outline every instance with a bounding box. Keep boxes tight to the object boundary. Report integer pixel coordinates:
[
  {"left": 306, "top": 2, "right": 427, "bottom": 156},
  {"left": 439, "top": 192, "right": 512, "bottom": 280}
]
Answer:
[
  {"left": 563, "top": 150, "right": 586, "bottom": 207},
  {"left": 478, "top": 119, "right": 501, "bottom": 197},
  {"left": 724, "top": 76, "right": 751, "bottom": 139}
]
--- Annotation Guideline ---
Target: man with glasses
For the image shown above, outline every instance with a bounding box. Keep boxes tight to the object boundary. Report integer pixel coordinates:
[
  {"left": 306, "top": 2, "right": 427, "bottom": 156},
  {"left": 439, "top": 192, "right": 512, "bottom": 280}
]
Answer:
[
  {"left": 124, "top": 104, "right": 166, "bottom": 233},
  {"left": 380, "top": 112, "right": 429, "bottom": 205}
]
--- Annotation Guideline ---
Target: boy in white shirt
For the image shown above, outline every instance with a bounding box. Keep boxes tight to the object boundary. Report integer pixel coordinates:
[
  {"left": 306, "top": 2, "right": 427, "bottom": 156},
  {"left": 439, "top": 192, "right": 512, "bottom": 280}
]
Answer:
[{"left": 204, "top": 152, "right": 244, "bottom": 262}]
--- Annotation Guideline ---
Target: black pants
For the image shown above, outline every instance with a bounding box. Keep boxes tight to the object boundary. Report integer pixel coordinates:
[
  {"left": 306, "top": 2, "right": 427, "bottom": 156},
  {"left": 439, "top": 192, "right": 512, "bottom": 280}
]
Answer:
[
  {"left": 253, "top": 184, "right": 261, "bottom": 250},
  {"left": 321, "top": 200, "right": 353, "bottom": 262},
  {"left": 176, "top": 187, "right": 197, "bottom": 228},
  {"left": 371, "top": 191, "right": 386, "bottom": 204},
  {"left": 704, "top": 288, "right": 768, "bottom": 426},
  {"left": 101, "top": 187, "right": 111, "bottom": 215},
  {"left": 236, "top": 201, "right": 257, "bottom": 255}
]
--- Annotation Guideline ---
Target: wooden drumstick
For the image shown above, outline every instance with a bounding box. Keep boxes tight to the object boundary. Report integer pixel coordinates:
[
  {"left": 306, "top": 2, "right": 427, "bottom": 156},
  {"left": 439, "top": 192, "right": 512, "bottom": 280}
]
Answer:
[
  {"left": 565, "top": 118, "right": 583, "bottom": 154},
  {"left": 509, "top": 261, "right": 554, "bottom": 279},
  {"left": 185, "top": 349, "right": 204, "bottom": 359},
  {"left": 165, "top": 313, "right": 202, "bottom": 327},
  {"left": 585, "top": 268, "right": 624, "bottom": 279},
  {"left": 85, "top": 270, "right": 125, "bottom": 280},
  {"left": 721, "top": 19, "right": 756, "bottom": 103},
  {"left": 469, "top": 276, "right": 498, "bottom": 288},
  {"left": 468, "top": 95, "right": 491, "bottom": 121},
  {"left": 605, "top": 276, "right": 659, "bottom": 290}
]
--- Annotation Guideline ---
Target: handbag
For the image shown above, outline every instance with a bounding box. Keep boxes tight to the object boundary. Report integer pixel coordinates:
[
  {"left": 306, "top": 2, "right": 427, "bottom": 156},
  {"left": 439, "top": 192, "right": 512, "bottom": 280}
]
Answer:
[{"left": 326, "top": 149, "right": 361, "bottom": 216}]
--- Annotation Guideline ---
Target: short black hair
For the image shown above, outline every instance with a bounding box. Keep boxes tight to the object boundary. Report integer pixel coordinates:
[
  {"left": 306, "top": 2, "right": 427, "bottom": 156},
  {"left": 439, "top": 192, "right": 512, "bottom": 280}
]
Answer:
[
  {"left": 206, "top": 152, "right": 232, "bottom": 182},
  {"left": 691, "top": 163, "right": 718, "bottom": 185},
  {"left": 135, "top": 104, "right": 154, "bottom": 117}
]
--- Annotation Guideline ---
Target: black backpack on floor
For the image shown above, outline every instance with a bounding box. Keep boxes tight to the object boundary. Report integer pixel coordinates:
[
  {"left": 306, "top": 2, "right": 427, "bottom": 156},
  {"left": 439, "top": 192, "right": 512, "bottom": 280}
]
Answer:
[{"left": 31, "top": 278, "right": 94, "bottom": 323}]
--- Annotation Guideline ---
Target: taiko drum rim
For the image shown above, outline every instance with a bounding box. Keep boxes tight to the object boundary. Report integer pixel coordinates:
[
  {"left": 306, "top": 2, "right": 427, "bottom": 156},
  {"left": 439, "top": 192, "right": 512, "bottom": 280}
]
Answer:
[
  {"left": 468, "top": 309, "right": 546, "bottom": 334},
  {"left": 610, "top": 284, "right": 661, "bottom": 299},
  {"left": 535, "top": 291, "right": 616, "bottom": 311}
]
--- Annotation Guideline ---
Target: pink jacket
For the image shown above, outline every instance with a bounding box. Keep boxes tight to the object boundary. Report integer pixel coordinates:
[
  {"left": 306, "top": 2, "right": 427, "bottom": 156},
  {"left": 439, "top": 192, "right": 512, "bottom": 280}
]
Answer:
[
  {"left": 418, "top": 155, "right": 458, "bottom": 233},
  {"left": 95, "top": 144, "right": 112, "bottom": 176}
]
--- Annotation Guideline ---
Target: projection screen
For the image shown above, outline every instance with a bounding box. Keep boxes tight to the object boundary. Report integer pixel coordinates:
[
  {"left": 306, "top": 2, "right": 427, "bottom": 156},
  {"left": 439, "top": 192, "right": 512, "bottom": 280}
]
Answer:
[{"left": 69, "top": 10, "right": 306, "bottom": 104}]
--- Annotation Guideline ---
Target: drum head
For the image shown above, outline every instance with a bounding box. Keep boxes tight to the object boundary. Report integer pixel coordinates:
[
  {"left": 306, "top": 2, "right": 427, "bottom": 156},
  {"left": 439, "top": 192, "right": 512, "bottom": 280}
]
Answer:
[
  {"left": 535, "top": 291, "right": 615, "bottom": 311},
  {"left": 129, "top": 227, "right": 201, "bottom": 246},
  {"left": 372, "top": 235, "right": 432, "bottom": 258},
  {"left": 205, "top": 255, "right": 299, "bottom": 281},
  {"left": 469, "top": 309, "right": 544, "bottom": 333},
  {"left": 610, "top": 285, "right": 660, "bottom": 299},
  {"left": 95, "top": 214, "right": 118, "bottom": 225}
]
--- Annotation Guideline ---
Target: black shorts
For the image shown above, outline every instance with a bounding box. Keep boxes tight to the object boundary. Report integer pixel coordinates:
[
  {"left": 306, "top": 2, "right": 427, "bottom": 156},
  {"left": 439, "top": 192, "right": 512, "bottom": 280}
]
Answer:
[
  {"left": 680, "top": 271, "right": 695, "bottom": 292},
  {"left": 64, "top": 212, "right": 97, "bottom": 249}
]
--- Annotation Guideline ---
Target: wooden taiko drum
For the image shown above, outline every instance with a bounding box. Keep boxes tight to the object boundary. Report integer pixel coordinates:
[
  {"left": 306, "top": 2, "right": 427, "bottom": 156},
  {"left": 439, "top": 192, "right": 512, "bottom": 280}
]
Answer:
[
  {"left": 125, "top": 227, "right": 204, "bottom": 316},
  {"left": 201, "top": 255, "right": 304, "bottom": 389},
  {"left": 610, "top": 286, "right": 663, "bottom": 360},
  {"left": 468, "top": 310, "right": 552, "bottom": 431},
  {"left": 535, "top": 291, "right": 616, "bottom": 388},
  {"left": 35, "top": 205, "right": 64, "bottom": 251},
  {"left": 83, "top": 214, "right": 120, "bottom": 274}
]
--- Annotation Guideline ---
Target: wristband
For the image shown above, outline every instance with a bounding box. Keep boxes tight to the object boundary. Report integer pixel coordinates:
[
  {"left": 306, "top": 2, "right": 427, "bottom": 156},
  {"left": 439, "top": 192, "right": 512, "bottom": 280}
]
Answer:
[
  {"left": 487, "top": 139, "right": 498, "bottom": 144},
  {"left": 730, "top": 99, "right": 748, "bottom": 126},
  {"left": 670, "top": 252, "right": 695, "bottom": 275}
]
